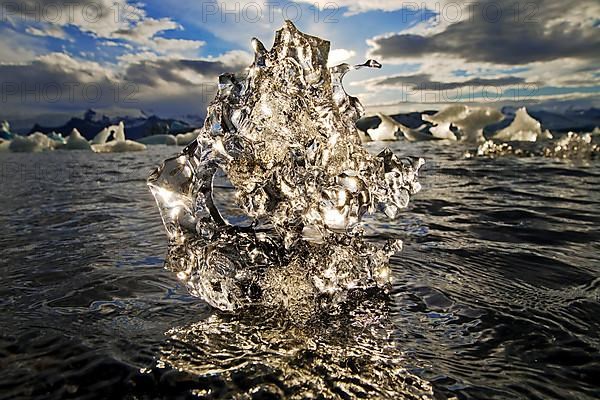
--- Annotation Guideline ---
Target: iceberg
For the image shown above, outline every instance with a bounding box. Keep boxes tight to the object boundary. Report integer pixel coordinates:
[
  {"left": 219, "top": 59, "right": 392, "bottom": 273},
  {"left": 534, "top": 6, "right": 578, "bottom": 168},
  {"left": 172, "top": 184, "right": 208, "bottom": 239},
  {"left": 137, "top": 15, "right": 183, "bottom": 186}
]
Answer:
[
  {"left": 91, "top": 127, "right": 112, "bottom": 145},
  {"left": 9, "top": 132, "right": 54, "bottom": 152},
  {"left": 368, "top": 113, "right": 441, "bottom": 142},
  {"left": 493, "top": 107, "right": 552, "bottom": 142},
  {"left": 137, "top": 134, "right": 177, "bottom": 145},
  {"left": 175, "top": 129, "right": 200, "bottom": 145},
  {"left": 366, "top": 113, "right": 399, "bottom": 141},
  {"left": 64, "top": 128, "right": 92, "bottom": 150},
  {"left": 429, "top": 122, "right": 457, "bottom": 141},
  {"left": 1, "top": 121, "right": 14, "bottom": 140},
  {"left": 423, "top": 105, "right": 504, "bottom": 143},
  {"left": 90, "top": 122, "right": 146, "bottom": 152},
  {"left": 48, "top": 131, "right": 66, "bottom": 145},
  {"left": 148, "top": 22, "right": 423, "bottom": 313}
]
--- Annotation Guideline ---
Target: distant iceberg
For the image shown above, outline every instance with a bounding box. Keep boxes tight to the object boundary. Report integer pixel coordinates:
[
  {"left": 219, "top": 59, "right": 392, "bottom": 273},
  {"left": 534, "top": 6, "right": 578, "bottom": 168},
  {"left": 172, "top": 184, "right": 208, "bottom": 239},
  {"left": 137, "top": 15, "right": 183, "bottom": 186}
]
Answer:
[
  {"left": 1, "top": 121, "right": 14, "bottom": 140},
  {"left": 9, "top": 132, "right": 55, "bottom": 152},
  {"left": 90, "top": 122, "right": 146, "bottom": 152},
  {"left": 175, "top": 129, "right": 200, "bottom": 145},
  {"left": 493, "top": 107, "right": 552, "bottom": 142},
  {"left": 423, "top": 105, "right": 504, "bottom": 143},
  {"left": 64, "top": 129, "right": 92, "bottom": 150}
]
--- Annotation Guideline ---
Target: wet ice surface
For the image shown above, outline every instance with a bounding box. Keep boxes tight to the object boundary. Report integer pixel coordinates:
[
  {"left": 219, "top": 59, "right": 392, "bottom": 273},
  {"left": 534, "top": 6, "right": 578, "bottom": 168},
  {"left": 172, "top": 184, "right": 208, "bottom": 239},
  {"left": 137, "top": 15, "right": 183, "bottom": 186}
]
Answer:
[
  {"left": 148, "top": 22, "right": 423, "bottom": 314},
  {"left": 1, "top": 145, "right": 599, "bottom": 399}
]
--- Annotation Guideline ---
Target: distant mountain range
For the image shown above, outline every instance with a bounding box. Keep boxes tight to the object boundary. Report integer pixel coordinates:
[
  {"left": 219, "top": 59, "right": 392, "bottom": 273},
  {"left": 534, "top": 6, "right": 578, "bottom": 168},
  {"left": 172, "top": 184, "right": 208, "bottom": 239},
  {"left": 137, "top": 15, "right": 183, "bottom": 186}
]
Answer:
[
  {"left": 26, "top": 109, "right": 201, "bottom": 140},
  {"left": 356, "top": 107, "right": 600, "bottom": 134},
  {"left": 11, "top": 107, "right": 600, "bottom": 140}
]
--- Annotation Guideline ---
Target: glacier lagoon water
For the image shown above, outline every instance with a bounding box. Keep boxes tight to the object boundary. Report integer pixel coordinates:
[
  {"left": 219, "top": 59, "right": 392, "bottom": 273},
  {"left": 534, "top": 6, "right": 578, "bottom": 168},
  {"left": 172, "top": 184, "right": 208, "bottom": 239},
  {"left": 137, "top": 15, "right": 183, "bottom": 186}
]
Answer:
[{"left": 0, "top": 144, "right": 599, "bottom": 399}]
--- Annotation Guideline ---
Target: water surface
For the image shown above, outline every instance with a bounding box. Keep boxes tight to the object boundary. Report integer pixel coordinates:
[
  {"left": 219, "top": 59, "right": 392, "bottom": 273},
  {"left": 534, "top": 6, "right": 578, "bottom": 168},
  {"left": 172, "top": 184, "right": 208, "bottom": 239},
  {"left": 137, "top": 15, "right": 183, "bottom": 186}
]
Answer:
[{"left": 0, "top": 143, "right": 598, "bottom": 399}]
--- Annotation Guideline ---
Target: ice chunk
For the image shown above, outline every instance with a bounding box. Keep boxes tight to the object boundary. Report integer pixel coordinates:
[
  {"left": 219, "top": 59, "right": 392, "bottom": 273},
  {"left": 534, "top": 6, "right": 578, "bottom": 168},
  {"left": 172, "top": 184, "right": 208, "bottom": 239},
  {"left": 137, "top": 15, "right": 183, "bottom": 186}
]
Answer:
[
  {"left": 1, "top": 121, "right": 13, "bottom": 140},
  {"left": 48, "top": 131, "right": 66, "bottom": 145},
  {"left": 424, "top": 105, "right": 504, "bottom": 143},
  {"left": 91, "top": 121, "right": 146, "bottom": 152},
  {"left": 175, "top": 129, "right": 200, "bottom": 145},
  {"left": 366, "top": 113, "right": 399, "bottom": 141},
  {"left": 429, "top": 122, "right": 457, "bottom": 141},
  {"left": 368, "top": 113, "right": 438, "bottom": 142},
  {"left": 9, "top": 132, "right": 54, "bottom": 152},
  {"left": 64, "top": 128, "right": 92, "bottom": 150},
  {"left": 493, "top": 107, "right": 551, "bottom": 142},
  {"left": 91, "top": 127, "right": 111, "bottom": 145},
  {"left": 148, "top": 22, "right": 424, "bottom": 312},
  {"left": 475, "top": 132, "right": 598, "bottom": 159}
]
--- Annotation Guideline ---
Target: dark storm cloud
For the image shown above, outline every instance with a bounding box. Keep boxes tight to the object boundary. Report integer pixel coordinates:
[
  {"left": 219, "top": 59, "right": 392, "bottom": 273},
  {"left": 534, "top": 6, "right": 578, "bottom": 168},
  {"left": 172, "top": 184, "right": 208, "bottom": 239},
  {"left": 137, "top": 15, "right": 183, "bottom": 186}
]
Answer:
[
  {"left": 374, "top": 73, "right": 527, "bottom": 90},
  {"left": 122, "top": 59, "right": 245, "bottom": 87},
  {"left": 369, "top": 0, "right": 600, "bottom": 65},
  {"left": 0, "top": 52, "right": 249, "bottom": 116}
]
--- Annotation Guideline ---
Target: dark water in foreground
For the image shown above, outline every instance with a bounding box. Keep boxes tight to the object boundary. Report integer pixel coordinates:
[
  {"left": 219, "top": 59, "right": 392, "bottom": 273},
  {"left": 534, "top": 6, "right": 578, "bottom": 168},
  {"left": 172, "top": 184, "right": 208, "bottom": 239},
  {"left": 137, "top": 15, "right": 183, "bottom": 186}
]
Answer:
[{"left": 0, "top": 144, "right": 598, "bottom": 400}]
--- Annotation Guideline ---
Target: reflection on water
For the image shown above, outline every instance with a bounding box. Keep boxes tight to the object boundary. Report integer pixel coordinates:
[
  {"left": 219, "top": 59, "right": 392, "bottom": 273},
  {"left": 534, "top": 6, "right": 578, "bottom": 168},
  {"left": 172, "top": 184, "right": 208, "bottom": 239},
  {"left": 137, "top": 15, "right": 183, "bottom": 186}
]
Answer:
[
  {"left": 160, "top": 299, "right": 434, "bottom": 399},
  {"left": 0, "top": 144, "right": 599, "bottom": 399}
]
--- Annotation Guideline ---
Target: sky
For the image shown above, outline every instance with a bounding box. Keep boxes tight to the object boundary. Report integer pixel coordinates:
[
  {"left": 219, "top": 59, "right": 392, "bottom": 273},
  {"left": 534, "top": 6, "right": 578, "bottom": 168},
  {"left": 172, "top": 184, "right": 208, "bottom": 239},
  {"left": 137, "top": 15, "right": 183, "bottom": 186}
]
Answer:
[{"left": 0, "top": 0, "right": 598, "bottom": 126}]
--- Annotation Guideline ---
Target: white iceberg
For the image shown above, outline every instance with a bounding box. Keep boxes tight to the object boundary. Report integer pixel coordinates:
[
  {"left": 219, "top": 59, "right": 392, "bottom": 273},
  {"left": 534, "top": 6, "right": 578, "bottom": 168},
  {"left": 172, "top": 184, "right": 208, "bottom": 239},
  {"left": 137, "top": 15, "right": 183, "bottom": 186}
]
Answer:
[
  {"left": 91, "top": 127, "right": 111, "bottom": 145},
  {"left": 424, "top": 105, "right": 504, "bottom": 143},
  {"left": 367, "top": 113, "right": 442, "bottom": 142},
  {"left": 138, "top": 134, "right": 178, "bottom": 145},
  {"left": 493, "top": 107, "right": 552, "bottom": 142},
  {"left": 9, "top": 132, "right": 55, "bottom": 152},
  {"left": 64, "top": 128, "right": 92, "bottom": 150},
  {"left": 175, "top": 129, "right": 200, "bottom": 146},
  {"left": 428, "top": 122, "right": 457, "bottom": 141},
  {"left": 91, "top": 121, "right": 146, "bottom": 153},
  {"left": 366, "top": 113, "right": 399, "bottom": 141}
]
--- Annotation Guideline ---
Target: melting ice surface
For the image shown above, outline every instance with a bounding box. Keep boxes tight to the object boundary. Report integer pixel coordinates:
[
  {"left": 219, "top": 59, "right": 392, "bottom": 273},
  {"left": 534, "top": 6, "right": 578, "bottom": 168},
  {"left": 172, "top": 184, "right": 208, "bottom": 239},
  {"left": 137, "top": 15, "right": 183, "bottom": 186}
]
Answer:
[{"left": 148, "top": 21, "right": 424, "bottom": 314}]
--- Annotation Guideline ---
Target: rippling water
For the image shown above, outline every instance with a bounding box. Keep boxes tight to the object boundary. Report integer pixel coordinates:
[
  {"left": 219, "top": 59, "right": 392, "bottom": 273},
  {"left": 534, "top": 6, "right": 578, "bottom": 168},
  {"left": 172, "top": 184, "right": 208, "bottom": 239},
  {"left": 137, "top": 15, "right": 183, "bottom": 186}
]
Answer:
[{"left": 1, "top": 144, "right": 598, "bottom": 399}]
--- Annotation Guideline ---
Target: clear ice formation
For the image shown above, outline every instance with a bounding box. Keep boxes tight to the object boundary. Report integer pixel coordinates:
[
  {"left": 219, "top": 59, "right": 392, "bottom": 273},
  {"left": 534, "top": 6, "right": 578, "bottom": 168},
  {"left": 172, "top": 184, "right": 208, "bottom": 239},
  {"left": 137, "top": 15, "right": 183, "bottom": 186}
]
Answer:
[{"left": 148, "top": 21, "right": 424, "bottom": 313}]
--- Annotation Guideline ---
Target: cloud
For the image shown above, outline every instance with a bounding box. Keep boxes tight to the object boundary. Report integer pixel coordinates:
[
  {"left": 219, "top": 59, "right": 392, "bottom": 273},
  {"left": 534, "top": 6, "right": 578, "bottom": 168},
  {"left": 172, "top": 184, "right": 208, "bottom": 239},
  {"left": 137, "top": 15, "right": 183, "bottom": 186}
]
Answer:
[
  {"left": 327, "top": 48, "right": 355, "bottom": 66},
  {"left": 0, "top": 27, "right": 45, "bottom": 63},
  {"left": 0, "top": 50, "right": 252, "bottom": 119},
  {"left": 368, "top": 0, "right": 600, "bottom": 65},
  {"left": 0, "top": 0, "right": 205, "bottom": 56},
  {"left": 365, "top": 73, "right": 527, "bottom": 90},
  {"left": 26, "top": 24, "right": 69, "bottom": 40}
]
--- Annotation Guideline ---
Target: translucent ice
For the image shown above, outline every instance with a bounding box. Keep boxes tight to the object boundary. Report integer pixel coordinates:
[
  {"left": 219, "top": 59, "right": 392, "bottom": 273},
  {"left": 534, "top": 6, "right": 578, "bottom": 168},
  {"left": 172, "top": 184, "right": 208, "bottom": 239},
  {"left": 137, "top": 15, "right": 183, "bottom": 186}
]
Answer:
[{"left": 148, "top": 22, "right": 424, "bottom": 313}]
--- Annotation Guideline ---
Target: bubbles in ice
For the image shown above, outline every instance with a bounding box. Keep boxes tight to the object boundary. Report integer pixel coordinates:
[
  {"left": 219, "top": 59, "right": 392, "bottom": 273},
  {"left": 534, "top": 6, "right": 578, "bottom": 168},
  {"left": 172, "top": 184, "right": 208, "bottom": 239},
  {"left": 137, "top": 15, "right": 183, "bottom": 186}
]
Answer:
[{"left": 148, "top": 21, "right": 424, "bottom": 313}]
